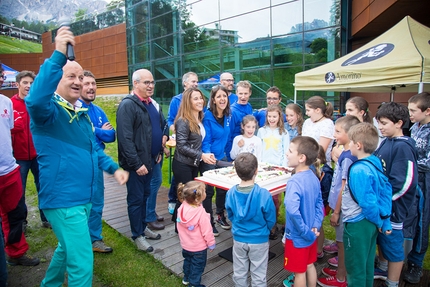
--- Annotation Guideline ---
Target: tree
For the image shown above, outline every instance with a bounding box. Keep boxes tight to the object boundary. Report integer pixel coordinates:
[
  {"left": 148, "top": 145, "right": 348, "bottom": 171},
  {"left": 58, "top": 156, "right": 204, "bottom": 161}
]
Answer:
[{"left": 75, "top": 8, "right": 88, "bottom": 22}]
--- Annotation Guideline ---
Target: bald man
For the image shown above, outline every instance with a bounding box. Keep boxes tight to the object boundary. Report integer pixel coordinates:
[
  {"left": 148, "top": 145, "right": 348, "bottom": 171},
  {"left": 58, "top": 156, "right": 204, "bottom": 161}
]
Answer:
[
  {"left": 116, "top": 68, "right": 168, "bottom": 253},
  {"left": 26, "top": 27, "right": 128, "bottom": 287},
  {"left": 220, "top": 72, "right": 238, "bottom": 104}
]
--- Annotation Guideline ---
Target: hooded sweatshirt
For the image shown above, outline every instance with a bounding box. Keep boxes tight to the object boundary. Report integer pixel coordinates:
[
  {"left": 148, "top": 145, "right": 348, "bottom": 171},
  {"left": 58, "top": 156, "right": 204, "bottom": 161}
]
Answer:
[
  {"left": 177, "top": 201, "right": 216, "bottom": 252},
  {"left": 374, "top": 136, "right": 418, "bottom": 229},
  {"left": 410, "top": 122, "right": 430, "bottom": 172},
  {"left": 225, "top": 184, "right": 276, "bottom": 244}
]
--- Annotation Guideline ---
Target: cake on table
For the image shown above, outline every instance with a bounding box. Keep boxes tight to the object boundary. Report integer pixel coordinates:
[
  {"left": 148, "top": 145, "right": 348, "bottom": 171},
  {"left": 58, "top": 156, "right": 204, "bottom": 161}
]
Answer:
[{"left": 201, "top": 162, "right": 292, "bottom": 191}]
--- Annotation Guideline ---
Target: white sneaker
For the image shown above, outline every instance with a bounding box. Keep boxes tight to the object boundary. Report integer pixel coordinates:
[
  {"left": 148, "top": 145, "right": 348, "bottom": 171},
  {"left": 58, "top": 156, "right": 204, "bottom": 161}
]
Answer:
[
  {"left": 182, "top": 279, "right": 189, "bottom": 285},
  {"left": 168, "top": 202, "right": 176, "bottom": 214},
  {"left": 134, "top": 235, "right": 153, "bottom": 252},
  {"left": 144, "top": 227, "right": 161, "bottom": 240}
]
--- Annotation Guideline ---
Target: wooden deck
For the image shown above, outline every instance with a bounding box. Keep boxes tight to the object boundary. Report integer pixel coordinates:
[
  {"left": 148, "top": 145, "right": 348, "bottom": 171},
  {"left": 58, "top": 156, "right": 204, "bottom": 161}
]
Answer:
[{"left": 103, "top": 174, "right": 429, "bottom": 287}]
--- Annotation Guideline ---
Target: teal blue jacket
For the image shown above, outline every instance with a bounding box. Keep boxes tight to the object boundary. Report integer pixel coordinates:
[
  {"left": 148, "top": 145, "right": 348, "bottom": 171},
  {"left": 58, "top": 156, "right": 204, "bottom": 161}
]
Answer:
[{"left": 26, "top": 50, "right": 118, "bottom": 209}]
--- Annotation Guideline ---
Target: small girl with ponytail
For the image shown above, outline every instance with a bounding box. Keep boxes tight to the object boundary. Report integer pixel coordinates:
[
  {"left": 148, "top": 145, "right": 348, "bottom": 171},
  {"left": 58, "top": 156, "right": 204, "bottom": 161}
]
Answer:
[{"left": 177, "top": 181, "right": 216, "bottom": 286}]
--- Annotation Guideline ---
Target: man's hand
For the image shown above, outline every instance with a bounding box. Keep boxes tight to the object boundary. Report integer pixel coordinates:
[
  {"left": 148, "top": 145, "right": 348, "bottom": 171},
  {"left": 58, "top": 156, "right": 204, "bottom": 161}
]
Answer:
[
  {"left": 114, "top": 169, "right": 129, "bottom": 185},
  {"left": 55, "top": 26, "right": 75, "bottom": 56},
  {"left": 162, "top": 135, "right": 168, "bottom": 146},
  {"left": 101, "top": 122, "right": 113, "bottom": 130},
  {"left": 164, "top": 147, "right": 170, "bottom": 158},
  {"left": 136, "top": 164, "right": 148, "bottom": 176}
]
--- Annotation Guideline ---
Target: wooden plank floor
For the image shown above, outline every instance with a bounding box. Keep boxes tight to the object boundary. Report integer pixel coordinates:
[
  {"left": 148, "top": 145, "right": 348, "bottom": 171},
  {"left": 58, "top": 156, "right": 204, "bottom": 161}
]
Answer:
[{"left": 103, "top": 174, "right": 429, "bottom": 287}]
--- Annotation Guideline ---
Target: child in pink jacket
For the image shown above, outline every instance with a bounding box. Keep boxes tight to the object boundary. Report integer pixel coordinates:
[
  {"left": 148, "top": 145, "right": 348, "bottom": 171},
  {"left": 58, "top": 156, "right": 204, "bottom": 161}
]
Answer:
[{"left": 177, "top": 180, "right": 216, "bottom": 287}]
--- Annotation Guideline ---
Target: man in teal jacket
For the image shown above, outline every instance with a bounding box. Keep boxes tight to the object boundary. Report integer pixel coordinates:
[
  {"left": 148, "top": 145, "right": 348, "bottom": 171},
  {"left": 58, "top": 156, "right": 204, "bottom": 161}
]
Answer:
[{"left": 26, "top": 26, "right": 128, "bottom": 287}]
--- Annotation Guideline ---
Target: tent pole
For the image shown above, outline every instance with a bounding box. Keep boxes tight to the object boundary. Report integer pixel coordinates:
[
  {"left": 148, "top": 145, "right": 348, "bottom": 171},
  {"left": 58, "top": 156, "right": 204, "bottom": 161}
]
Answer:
[
  {"left": 419, "top": 82, "right": 424, "bottom": 93},
  {"left": 294, "top": 89, "right": 297, "bottom": 103}
]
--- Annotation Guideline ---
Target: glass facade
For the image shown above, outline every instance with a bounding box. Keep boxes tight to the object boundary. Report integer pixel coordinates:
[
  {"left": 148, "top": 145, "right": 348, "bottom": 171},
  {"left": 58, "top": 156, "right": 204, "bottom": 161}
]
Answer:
[{"left": 125, "top": 0, "right": 345, "bottom": 110}]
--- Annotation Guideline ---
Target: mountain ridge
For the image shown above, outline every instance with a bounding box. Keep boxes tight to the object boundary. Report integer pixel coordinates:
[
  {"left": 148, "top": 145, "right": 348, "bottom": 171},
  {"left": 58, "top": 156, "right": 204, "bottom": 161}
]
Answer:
[{"left": 0, "top": 0, "right": 109, "bottom": 24}]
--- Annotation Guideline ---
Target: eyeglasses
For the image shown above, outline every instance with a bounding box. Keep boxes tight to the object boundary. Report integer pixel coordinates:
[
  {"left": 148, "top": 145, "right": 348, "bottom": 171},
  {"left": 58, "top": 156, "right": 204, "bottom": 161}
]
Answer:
[
  {"left": 221, "top": 79, "right": 234, "bottom": 82},
  {"left": 139, "top": 81, "right": 155, "bottom": 86},
  {"left": 267, "top": 97, "right": 280, "bottom": 101}
]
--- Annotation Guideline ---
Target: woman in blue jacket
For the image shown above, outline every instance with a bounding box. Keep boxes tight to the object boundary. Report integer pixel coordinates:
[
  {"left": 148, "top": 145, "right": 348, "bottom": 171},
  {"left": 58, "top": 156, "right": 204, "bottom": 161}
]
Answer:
[{"left": 201, "top": 85, "right": 232, "bottom": 235}]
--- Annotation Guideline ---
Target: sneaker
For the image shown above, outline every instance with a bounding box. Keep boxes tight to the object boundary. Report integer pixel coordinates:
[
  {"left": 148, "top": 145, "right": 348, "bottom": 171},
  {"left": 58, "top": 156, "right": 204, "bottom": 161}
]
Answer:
[
  {"left": 134, "top": 235, "right": 153, "bottom": 252},
  {"left": 212, "top": 226, "right": 220, "bottom": 237},
  {"left": 317, "top": 251, "right": 324, "bottom": 259},
  {"left": 144, "top": 227, "right": 161, "bottom": 240},
  {"left": 92, "top": 240, "right": 113, "bottom": 253},
  {"left": 403, "top": 263, "right": 423, "bottom": 284},
  {"left": 328, "top": 256, "right": 338, "bottom": 267},
  {"left": 182, "top": 279, "right": 189, "bottom": 285},
  {"left": 374, "top": 267, "right": 388, "bottom": 280},
  {"left": 323, "top": 243, "right": 338, "bottom": 254},
  {"left": 322, "top": 267, "right": 337, "bottom": 277},
  {"left": 6, "top": 253, "right": 40, "bottom": 266},
  {"left": 168, "top": 202, "right": 175, "bottom": 215},
  {"left": 41, "top": 221, "right": 52, "bottom": 229},
  {"left": 317, "top": 276, "right": 347, "bottom": 287},
  {"left": 216, "top": 214, "right": 231, "bottom": 230},
  {"left": 283, "top": 274, "right": 295, "bottom": 287}
]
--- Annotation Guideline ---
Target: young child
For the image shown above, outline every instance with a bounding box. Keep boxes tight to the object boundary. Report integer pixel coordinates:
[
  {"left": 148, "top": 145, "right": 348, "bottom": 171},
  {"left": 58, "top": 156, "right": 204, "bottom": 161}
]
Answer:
[
  {"left": 225, "top": 152, "right": 276, "bottom": 287},
  {"left": 404, "top": 92, "right": 430, "bottom": 284},
  {"left": 283, "top": 136, "right": 324, "bottom": 287},
  {"left": 176, "top": 181, "right": 216, "bottom": 287},
  {"left": 230, "top": 115, "right": 262, "bottom": 161},
  {"left": 317, "top": 115, "right": 360, "bottom": 287},
  {"left": 257, "top": 104, "right": 290, "bottom": 239},
  {"left": 285, "top": 103, "right": 304, "bottom": 142},
  {"left": 373, "top": 102, "right": 418, "bottom": 287},
  {"left": 342, "top": 122, "right": 392, "bottom": 287}
]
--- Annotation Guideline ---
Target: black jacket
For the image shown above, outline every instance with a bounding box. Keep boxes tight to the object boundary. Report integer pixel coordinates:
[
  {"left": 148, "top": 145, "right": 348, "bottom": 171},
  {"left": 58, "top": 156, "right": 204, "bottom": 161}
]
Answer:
[
  {"left": 116, "top": 94, "right": 168, "bottom": 171},
  {"left": 174, "top": 118, "right": 202, "bottom": 167}
]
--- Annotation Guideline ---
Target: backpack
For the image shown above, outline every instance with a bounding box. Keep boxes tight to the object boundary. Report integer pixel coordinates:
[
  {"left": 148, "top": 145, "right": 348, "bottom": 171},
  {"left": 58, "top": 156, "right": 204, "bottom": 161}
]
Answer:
[{"left": 347, "top": 158, "right": 391, "bottom": 219}]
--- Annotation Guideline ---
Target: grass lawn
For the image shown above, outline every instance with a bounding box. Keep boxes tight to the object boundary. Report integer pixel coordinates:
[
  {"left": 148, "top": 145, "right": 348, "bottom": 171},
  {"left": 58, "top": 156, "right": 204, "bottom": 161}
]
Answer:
[
  {"left": 0, "top": 35, "right": 42, "bottom": 54},
  {"left": 19, "top": 97, "right": 430, "bottom": 286}
]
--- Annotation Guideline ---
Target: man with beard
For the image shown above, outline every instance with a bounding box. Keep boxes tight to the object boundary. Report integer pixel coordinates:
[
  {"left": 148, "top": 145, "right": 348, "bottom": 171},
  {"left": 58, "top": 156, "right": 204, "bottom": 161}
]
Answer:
[
  {"left": 11, "top": 71, "right": 51, "bottom": 229},
  {"left": 79, "top": 70, "right": 115, "bottom": 253},
  {"left": 220, "top": 72, "right": 237, "bottom": 104}
]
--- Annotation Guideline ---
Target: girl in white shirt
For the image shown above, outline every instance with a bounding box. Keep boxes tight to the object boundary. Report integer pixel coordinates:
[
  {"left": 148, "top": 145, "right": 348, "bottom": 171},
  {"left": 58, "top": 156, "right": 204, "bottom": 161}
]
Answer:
[{"left": 230, "top": 115, "right": 262, "bottom": 161}]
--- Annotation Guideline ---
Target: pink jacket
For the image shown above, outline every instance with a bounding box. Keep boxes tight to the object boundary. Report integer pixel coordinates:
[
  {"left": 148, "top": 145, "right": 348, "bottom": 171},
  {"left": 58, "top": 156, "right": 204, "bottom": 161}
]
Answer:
[{"left": 177, "top": 201, "right": 216, "bottom": 252}]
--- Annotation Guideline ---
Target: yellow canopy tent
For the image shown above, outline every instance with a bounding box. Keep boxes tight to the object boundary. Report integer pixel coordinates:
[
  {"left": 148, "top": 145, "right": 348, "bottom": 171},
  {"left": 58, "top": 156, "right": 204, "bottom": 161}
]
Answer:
[{"left": 294, "top": 16, "right": 430, "bottom": 101}]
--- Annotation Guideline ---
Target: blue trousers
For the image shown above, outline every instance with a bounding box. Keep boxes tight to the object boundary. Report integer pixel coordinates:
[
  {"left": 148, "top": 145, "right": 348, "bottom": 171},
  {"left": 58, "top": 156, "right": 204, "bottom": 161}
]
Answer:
[
  {"left": 168, "top": 175, "right": 177, "bottom": 203},
  {"left": 41, "top": 203, "right": 93, "bottom": 287},
  {"left": 126, "top": 169, "right": 153, "bottom": 239},
  {"left": 88, "top": 168, "right": 104, "bottom": 242},
  {"left": 16, "top": 158, "right": 47, "bottom": 222},
  {"left": 147, "top": 158, "right": 162, "bottom": 222},
  {"left": 182, "top": 248, "right": 207, "bottom": 287}
]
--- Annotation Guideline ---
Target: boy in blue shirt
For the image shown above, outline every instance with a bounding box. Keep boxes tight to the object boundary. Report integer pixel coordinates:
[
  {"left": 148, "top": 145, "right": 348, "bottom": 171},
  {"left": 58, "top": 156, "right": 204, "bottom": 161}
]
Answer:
[
  {"left": 343, "top": 122, "right": 392, "bottom": 287},
  {"left": 225, "top": 152, "right": 276, "bottom": 287},
  {"left": 374, "top": 102, "right": 418, "bottom": 287},
  {"left": 318, "top": 115, "right": 360, "bottom": 287},
  {"left": 283, "top": 136, "right": 324, "bottom": 287},
  {"left": 405, "top": 92, "right": 430, "bottom": 283}
]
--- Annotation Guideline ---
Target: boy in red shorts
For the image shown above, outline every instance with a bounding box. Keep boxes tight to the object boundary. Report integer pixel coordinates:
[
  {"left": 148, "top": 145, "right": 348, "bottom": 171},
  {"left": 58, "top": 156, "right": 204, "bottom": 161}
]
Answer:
[{"left": 283, "top": 136, "right": 324, "bottom": 287}]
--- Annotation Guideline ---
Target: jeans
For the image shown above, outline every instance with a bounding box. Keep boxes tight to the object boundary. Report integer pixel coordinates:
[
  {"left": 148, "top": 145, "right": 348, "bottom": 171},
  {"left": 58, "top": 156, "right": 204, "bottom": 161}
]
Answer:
[
  {"left": 182, "top": 249, "right": 207, "bottom": 287},
  {"left": 126, "top": 169, "right": 153, "bottom": 239},
  {"left": 41, "top": 203, "right": 93, "bottom": 287},
  {"left": 88, "top": 168, "right": 104, "bottom": 242},
  {"left": 168, "top": 175, "right": 177, "bottom": 203},
  {"left": 16, "top": 158, "right": 47, "bottom": 222},
  {"left": 147, "top": 158, "right": 162, "bottom": 222},
  {"left": 0, "top": 226, "right": 7, "bottom": 287}
]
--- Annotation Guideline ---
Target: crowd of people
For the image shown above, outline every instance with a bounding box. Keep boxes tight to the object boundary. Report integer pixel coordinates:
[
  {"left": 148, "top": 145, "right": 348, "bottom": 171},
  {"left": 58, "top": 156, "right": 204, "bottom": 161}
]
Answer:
[{"left": 0, "top": 25, "right": 429, "bottom": 287}]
